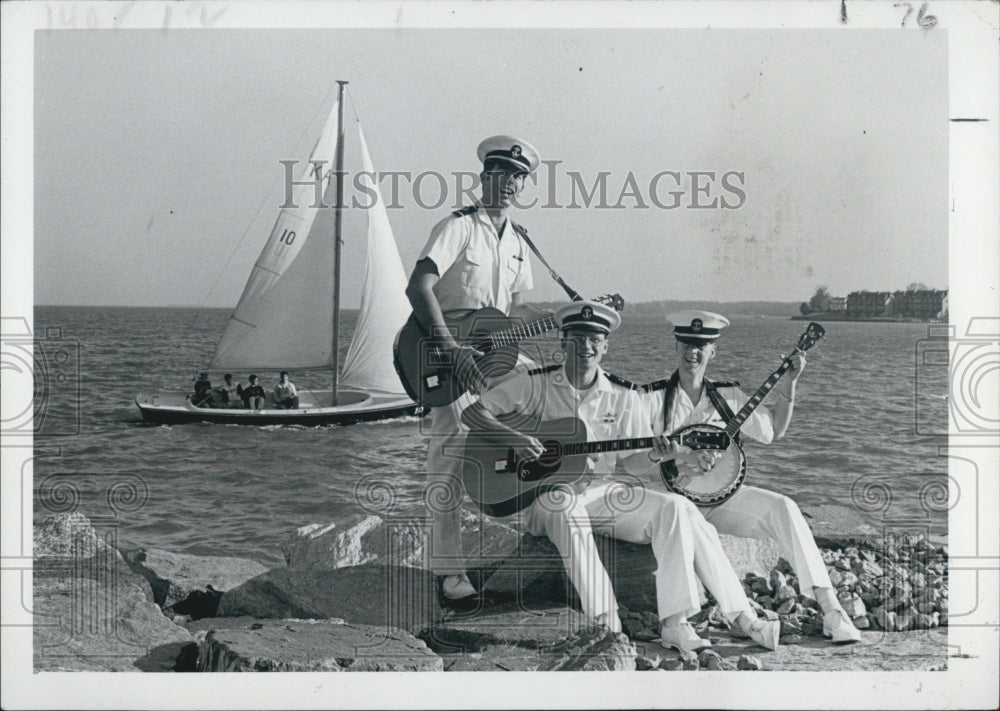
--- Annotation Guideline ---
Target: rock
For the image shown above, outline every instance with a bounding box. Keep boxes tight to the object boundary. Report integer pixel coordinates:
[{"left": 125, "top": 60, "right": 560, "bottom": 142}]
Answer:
[
  {"left": 659, "top": 658, "right": 685, "bottom": 671},
  {"left": 839, "top": 593, "right": 867, "bottom": 619},
  {"left": 737, "top": 654, "right": 763, "bottom": 670},
  {"left": 760, "top": 609, "right": 780, "bottom": 621},
  {"left": 282, "top": 512, "right": 520, "bottom": 574},
  {"left": 780, "top": 615, "right": 803, "bottom": 635},
  {"left": 852, "top": 615, "right": 870, "bottom": 630},
  {"left": 636, "top": 652, "right": 662, "bottom": 670},
  {"left": 698, "top": 649, "right": 726, "bottom": 670},
  {"left": 872, "top": 607, "right": 896, "bottom": 632},
  {"left": 779, "top": 634, "right": 804, "bottom": 645},
  {"left": 678, "top": 650, "right": 700, "bottom": 670},
  {"left": 916, "top": 600, "right": 935, "bottom": 615},
  {"left": 827, "top": 568, "right": 843, "bottom": 587},
  {"left": 124, "top": 548, "right": 268, "bottom": 610},
  {"left": 32, "top": 513, "right": 195, "bottom": 672},
  {"left": 835, "top": 557, "right": 852, "bottom": 571},
  {"left": 802, "top": 620, "right": 824, "bottom": 637},
  {"left": 217, "top": 565, "right": 441, "bottom": 635},
  {"left": 421, "top": 603, "right": 634, "bottom": 671},
  {"left": 197, "top": 619, "right": 442, "bottom": 672},
  {"left": 914, "top": 613, "right": 936, "bottom": 630},
  {"left": 776, "top": 598, "right": 797, "bottom": 615},
  {"left": 769, "top": 570, "right": 787, "bottom": 592},
  {"left": 34, "top": 512, "right": 135, "bottom": 582},
  {"left": 837, "top": 572, "right": 859, "bottom": 590},
  {"left": 774, "top": 584, "right": 797, "bottom": 603}
]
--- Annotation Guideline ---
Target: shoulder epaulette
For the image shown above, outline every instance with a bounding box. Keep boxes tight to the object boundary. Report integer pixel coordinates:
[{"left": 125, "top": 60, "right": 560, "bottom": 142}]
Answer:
[
  {"left": 451, "top": 205, "right": 478, "bottom": 218},
  {"left": 640, "top": 378, "right": 671, "bottom": 393},
  {"left": 527, "top": 364, "right": 561, "bottom": 376},
  {"left": 604, "top": 372, "right": 639, "bottom": 390},
  {"left": 707, "top": 378, "right": 741, "bottom": 389}
]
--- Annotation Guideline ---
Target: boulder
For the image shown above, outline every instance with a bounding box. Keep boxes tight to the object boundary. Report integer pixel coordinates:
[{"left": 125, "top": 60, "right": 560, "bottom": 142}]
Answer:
[
  {"left": 420, "top": 602, "right": 635, "bottom": 671},
  {"left": 124, "top": 548, "right": 269, "bottom": 610},
  {"left": 282, "top": 511, "right": 521, "bottom": 575},
  {"left": 33, "top": 514, "right": 194, "bottom": 672},
  {"left": 480, "top": 532, "right": 782, "bottom": 615},
  {"left": 196, "top": 619, "right": 442, "bottom": 672},
  {"left": 34, "top": 512, "right": 135, "bottom": 582},
  {"left": 216, "top": 565, "right": 441, "bottom": 636}
]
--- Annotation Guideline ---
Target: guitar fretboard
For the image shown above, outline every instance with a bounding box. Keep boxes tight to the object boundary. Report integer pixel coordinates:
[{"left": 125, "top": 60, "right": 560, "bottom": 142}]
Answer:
[
  {"left": 476, "top": 315, "right": 559, "bottom": 351},
  {"left": 560, "top": 436, "right": 660, "bottom": 457}
]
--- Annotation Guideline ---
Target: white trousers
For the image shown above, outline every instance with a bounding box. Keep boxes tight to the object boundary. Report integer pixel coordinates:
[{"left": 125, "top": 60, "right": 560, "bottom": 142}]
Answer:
[
  {"left": 425, "top": 392, "right": 475, "bottom": 575},
  {"left": 524, "top": 482, "right": 752, "bottom": 627},
  {"left": 701, "top": 485, "right": 833, "bottom": 595}
]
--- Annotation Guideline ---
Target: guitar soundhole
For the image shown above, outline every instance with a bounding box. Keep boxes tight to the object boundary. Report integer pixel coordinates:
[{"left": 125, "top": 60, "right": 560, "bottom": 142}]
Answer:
[{"left": 517, "top": 441, "right": 562, "bottom": 482}]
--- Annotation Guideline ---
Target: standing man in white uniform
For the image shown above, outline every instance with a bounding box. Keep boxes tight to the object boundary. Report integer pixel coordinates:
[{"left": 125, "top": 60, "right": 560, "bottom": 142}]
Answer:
[
  {"left": 640, "top": 310, "right": 861, "bottom": 644},
  {"left": 461, "top": 301, "right": 780, "bottom": 652},
  {"left": 405, "top": 136, "right": 547, "bottom": 602}
]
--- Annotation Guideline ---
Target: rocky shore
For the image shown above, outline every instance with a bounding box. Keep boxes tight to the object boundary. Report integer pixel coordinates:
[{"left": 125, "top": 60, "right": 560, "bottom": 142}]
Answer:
[{"left": 32, "top": 508, "right": 949, "bottom": 673}]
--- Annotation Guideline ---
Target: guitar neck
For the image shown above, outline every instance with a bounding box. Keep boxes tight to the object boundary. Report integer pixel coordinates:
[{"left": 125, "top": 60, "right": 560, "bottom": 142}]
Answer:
[
  {"left": 725, "top": 359, "right": 793, "bottom": 436},
  {"left": 559, "top": 435, "right": 666, "bottom": 458},
  {"left": 475, "top": 315, "right": 560, "bottom": 351}
]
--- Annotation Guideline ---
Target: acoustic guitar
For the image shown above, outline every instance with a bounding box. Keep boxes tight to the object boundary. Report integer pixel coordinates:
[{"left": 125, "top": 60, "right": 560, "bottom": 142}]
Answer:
[
  {"left": 463, "top": 415, "right": 731, "bottom": 517},
  {"left": 393, "top": 294, "right": 624, "bottom": 408},
  {"left": 659, "top": 322, "right": 825, "bottom": 506}
]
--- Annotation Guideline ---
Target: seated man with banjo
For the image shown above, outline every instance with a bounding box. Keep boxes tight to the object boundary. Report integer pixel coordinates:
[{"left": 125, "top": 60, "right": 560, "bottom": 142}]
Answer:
[
  {"left": 639, "top": 310, "right": 861, "bottom": 644},
  {"left": 461, "top": 300, "right": 781, "bottom": 652}
]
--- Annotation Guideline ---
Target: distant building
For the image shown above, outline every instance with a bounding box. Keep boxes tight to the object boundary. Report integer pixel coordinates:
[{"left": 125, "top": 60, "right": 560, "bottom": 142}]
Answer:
[
  {"left": 829, "top": 296, "right": 847, "bottom": 312},
  {"left": 847, "top": 291, "right": 892, "bottom": 317},
  {"left": 891, "top": 289, "right": 948, "bottom": 319}
]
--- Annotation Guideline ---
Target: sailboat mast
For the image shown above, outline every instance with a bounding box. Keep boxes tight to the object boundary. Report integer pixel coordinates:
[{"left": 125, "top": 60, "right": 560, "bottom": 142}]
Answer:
[{"left": 331, "top": 80, "right": 348, "bottom": 406}]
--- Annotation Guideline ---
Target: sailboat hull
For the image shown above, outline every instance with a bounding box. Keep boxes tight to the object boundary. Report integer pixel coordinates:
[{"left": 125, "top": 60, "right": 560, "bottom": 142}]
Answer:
[{"left": 135, "top": 389, "right": 424, "bottom": 426}]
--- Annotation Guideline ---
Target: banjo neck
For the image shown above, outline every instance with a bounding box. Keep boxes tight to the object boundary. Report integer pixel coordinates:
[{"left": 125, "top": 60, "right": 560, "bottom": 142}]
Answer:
[{"left": 719, "top": 357, "right": 796, "bottom": 437}]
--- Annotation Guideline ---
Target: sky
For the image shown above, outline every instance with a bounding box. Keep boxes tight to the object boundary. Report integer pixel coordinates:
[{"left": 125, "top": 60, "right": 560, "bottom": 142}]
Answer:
[{"left": 28, "top": 27, "right": 949, "bottom": 308}]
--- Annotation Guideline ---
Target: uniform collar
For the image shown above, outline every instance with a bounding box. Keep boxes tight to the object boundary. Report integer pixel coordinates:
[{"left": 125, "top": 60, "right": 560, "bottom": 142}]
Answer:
[
  {"left": 551, "top": 364, "right": 612, "bottom": 394},
  {"left": 472, "top": 197, "right": 510, "bottom": 239}
]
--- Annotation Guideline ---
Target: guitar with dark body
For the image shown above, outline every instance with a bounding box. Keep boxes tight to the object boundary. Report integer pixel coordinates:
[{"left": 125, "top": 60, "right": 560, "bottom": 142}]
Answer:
[
  {"left": 393, "top": 294, "right": 624, "bottom": 408},
  {"left": 463, "top": 415, "right": 731, "bottom": 517}
]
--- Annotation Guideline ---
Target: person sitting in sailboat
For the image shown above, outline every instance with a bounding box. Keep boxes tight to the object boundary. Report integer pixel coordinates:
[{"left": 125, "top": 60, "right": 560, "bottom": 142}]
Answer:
[
  {"left": 214, "top": 373, "right": 241, "bottom": 408},
  {"left": 273, "top": 371, "right": 299, "bottom": 409},
  {"left": 242, "top": 374, "right": 267, "bottom": 410},
  {"left": 192, "top": 372, "right": 213, "bottom": 407}
]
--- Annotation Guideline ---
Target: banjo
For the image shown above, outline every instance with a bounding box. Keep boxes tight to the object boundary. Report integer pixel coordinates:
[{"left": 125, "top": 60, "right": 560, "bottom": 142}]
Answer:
[{"left": 659, "top": 322, "right": 825, "bottom": 506}]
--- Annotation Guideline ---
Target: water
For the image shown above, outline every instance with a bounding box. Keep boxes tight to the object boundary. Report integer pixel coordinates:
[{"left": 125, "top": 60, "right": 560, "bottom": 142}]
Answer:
[{"left": 31, "top": 306, "right": 948, "bottom": 567}]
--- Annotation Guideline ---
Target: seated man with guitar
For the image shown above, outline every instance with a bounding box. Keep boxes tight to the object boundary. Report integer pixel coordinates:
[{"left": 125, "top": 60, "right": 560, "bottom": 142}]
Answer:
[
  {"left": 461, "top": 301, "right": 780, "bottom": 652},
  {"left": 640, "top": 310, "right": 861, "bottom": 644},
  {"left": 402, "top": 135, "right": 550, "bottom": 602}
]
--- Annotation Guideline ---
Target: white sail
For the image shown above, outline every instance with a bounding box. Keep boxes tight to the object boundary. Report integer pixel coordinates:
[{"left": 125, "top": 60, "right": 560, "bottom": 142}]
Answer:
[
  {"left": 340, "top": 125, "right": 412, "bottom": 394},
  {"left": 209, "top": 99, "right": 341, "bottom": 371}
]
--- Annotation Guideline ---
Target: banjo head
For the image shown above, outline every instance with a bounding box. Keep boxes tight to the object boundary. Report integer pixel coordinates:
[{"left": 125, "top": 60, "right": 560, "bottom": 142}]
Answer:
[{"left": 660, "top": 424, "right": 747, "bottom": 506}]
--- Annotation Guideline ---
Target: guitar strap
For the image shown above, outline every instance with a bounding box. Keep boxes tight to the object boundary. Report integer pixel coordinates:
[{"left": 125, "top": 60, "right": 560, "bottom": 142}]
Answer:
[
  {"left": 704, "top": 380, "right": 742, "bottom": 443},
  {"left": 659, "top": 371, "right": 681, "bottom": 435},
  {"left": 510, "top": 223, "right": 583, "bottom": 302}
]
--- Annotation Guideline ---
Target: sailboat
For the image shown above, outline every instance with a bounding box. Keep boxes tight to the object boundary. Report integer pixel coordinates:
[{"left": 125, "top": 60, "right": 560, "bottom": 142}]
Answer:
[{"left": 135, "top": 82, "right": 422, "bottom": 425}]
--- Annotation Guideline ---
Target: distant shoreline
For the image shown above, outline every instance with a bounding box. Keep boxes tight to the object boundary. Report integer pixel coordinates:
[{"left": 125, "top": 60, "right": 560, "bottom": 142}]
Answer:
[{"left": 790, "top": 314, "right": 947, "bottom": 324}]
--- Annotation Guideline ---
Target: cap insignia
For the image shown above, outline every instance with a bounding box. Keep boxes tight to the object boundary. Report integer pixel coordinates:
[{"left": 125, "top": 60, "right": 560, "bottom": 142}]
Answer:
[
  {"left": 691, "top": 318, "right": 703, "bottom": 332},
  {"left": 581, "top": 306, "right": 594, "bottom": 320},
  {"left": 511, "top": 145, "right": 522, "bottom": 157}
]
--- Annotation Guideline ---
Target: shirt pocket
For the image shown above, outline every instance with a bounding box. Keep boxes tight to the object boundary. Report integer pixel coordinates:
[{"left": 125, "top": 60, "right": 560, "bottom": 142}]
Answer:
[
  {"left": 460, "top": 244, "right": 490, "bottom": 289},
  {"left": 504, "top": 255, "right": 522, "bottom": 291}
]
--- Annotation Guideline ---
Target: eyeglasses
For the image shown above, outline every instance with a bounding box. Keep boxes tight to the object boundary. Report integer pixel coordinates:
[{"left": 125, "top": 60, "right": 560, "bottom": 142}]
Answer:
[{"left": 565, "top": 334, "right": 607, "bottom": 346}]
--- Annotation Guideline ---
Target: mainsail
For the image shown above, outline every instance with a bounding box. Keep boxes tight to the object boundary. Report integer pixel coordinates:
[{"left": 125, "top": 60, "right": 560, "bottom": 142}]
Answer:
[
  {"left": 339, "top": 126, "right": 412, "bottom": 394},
  {"left": 209, "top": 99, "right": 341, "bottom": 371},
  {"left": 208, "top": 95, "right": 411, "bottom": 398}
]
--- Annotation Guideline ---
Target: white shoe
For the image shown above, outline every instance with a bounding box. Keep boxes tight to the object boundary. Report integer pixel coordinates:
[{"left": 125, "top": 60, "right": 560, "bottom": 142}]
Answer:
[
  {"left": 823, "top": 609, "right": 862, "bottom": 644},
  {"left": 745, "top": 619, "right": 780, "bottom": 651},
  {"left": 440, "top": 574, "right": 476, "bottom": 600},
  {"left": 659, "top": 621, "right": 712, "bottom": 652}
]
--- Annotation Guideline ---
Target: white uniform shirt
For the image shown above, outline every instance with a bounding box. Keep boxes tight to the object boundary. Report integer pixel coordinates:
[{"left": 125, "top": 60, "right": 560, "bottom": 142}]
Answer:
[
  {"left": 417, "top": 200, "right": 534, "bottom": 314},
  {"left": 478, "top": 365, "right": 651, "bottom": 478},
  {"left": 642, "top": 382, "right": 774, "bottom": 444}
]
